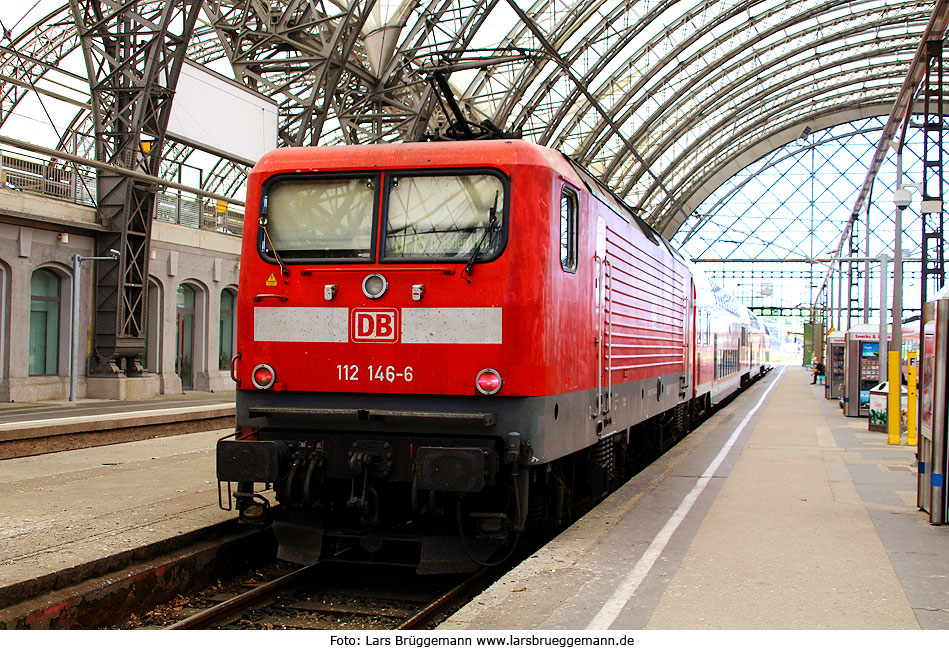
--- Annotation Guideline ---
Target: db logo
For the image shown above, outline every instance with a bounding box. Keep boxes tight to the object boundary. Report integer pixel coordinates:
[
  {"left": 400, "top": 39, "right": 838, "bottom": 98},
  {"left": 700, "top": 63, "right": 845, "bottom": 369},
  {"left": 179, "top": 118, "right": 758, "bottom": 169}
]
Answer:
[{"left": 351, "top": 309, "right": 399, "bottom": 342}]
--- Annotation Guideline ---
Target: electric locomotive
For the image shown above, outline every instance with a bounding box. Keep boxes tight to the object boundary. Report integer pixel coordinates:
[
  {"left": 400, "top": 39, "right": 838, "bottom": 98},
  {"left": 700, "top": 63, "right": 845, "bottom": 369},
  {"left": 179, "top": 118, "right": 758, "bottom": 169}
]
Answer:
[{"left": 218, "top": 140, "right": 768, "bottom": 572}]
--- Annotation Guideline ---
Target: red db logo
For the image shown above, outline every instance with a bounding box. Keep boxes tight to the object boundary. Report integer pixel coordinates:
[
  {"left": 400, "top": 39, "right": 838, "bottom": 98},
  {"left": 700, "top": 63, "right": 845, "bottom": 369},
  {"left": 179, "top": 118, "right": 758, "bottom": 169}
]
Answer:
[{"left": 351, "top": 309, "right": 399, "bottom": 342}]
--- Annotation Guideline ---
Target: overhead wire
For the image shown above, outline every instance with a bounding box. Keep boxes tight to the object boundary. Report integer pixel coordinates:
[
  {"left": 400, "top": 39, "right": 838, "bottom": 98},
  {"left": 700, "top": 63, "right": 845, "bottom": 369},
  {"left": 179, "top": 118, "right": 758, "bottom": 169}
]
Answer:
[{"left": 501, "top": 0, "right": 694, "bottom": 230}]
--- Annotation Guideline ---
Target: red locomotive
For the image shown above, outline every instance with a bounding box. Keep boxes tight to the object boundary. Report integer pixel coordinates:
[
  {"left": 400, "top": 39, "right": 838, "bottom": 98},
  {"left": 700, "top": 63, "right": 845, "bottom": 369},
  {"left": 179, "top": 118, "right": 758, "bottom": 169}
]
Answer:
[{"left": 218, "top": 140, "right": 770, "bottom": 572}]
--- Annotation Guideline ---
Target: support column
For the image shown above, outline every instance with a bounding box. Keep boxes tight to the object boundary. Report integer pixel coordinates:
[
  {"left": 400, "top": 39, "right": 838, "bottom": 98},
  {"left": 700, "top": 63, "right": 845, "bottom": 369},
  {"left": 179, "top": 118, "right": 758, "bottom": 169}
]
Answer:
[{"left": 69, "top": 0, "right": 201, "bottom": 378}]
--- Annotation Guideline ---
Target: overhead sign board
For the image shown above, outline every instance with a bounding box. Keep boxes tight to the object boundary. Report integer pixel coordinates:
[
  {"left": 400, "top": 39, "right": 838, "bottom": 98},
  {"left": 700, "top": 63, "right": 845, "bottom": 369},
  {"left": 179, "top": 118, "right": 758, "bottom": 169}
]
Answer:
[{"left": 166, "top": 60, "right": 279, "bottom": 165}]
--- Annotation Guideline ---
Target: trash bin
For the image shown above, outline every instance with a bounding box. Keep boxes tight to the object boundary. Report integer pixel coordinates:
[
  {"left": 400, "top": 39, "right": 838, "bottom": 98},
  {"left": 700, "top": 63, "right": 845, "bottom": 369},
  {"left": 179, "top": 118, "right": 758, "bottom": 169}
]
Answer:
[{"left": 868, "top": 382, "right": 908, "bottom": 433}]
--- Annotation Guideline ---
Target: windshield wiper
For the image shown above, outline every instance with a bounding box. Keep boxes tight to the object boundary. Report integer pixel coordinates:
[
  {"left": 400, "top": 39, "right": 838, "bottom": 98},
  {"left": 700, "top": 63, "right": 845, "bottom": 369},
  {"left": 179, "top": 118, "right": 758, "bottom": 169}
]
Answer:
[
  {"left": 465, "top": 191, "right": 499, "bottom": 276},
  {"left": 258, "top": 216, "right": 289, "bottom": 279}
]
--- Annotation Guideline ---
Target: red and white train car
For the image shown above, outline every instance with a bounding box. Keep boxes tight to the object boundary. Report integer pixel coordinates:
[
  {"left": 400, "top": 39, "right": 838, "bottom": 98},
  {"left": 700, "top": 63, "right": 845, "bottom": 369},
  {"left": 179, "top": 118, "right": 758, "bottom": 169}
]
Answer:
[
  {"left": 219, "top": 140, "right": 769, "bottom": 571},
  {"left": 692, "top": 268, "right": 770, "bottom": 407}
]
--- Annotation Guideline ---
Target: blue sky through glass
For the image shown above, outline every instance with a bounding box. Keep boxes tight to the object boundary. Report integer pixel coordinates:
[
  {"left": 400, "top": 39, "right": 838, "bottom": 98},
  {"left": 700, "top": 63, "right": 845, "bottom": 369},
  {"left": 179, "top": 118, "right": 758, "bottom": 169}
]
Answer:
[{"left": 672, "top": 116, "right": 933, "bottom": 332}]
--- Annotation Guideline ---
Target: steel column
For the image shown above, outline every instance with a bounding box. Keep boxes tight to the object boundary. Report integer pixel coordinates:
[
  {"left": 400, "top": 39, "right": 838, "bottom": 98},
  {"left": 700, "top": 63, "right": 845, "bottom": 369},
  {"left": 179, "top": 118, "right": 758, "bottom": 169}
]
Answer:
[
  {"left": 921, "top": 39, "right": 947, "bottom": 307},
  {"left": 69, "top": 0, "right": 202, "bottom": 375}
]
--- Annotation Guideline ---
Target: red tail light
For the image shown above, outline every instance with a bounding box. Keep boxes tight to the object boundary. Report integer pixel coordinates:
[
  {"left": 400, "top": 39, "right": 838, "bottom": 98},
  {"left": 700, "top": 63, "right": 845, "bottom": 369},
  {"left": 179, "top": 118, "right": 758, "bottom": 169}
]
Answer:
[
  {"left": 252, "top": 364, "right": 275, "bottom": 389},
  {"left": 476, "top": 368, "right": 502, "bottom": 395}
]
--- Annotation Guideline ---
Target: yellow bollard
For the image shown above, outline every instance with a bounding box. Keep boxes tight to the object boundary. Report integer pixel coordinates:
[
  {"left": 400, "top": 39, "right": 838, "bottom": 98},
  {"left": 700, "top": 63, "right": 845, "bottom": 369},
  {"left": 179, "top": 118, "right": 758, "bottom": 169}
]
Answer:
[
  {"left": 908, "top": 352, "right": 918, "bottom": 447},
  {"left": 888, "top": 350, "right": 901, "bottom": 445}
]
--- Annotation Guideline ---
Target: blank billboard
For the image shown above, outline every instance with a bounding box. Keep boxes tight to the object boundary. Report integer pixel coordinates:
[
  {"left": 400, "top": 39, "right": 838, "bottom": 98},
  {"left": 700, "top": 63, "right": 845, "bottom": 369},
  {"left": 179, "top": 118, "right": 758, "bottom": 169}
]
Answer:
[{"left": 167, "top": 60, "right": 279, "bottom": 165}]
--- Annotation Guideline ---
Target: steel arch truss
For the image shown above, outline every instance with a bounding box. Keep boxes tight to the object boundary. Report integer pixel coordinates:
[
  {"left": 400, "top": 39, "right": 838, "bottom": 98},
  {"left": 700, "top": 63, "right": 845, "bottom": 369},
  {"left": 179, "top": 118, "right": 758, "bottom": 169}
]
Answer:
[
  {"left": 1, "top": 0, "right": 944, "bottom": 243},
  {"left": 272, "top": 0, "right": 936, "bottom": 241},
  {"left": 671, "top": 117, "right": 932, "bottom": 319}
]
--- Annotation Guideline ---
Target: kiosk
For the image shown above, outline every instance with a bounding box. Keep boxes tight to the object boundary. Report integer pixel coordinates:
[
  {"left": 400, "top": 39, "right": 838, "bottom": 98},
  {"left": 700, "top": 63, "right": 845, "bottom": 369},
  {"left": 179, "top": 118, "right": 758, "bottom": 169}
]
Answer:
[
  {"left": 920, "top": 288, "right": 949, "bottom": 523},
  {"left": 842, "top": 324, "right": 886, "bottom": 417},
  {"left": 825, "top": 330, "right": 845, "bottom": 400}
]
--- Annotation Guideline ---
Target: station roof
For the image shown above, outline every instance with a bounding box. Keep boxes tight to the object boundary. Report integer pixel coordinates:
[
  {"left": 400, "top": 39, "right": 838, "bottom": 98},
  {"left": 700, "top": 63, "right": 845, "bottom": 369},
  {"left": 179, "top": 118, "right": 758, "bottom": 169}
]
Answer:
[{"left": 0, "top": 0, "right": 942, "bottom": 240}]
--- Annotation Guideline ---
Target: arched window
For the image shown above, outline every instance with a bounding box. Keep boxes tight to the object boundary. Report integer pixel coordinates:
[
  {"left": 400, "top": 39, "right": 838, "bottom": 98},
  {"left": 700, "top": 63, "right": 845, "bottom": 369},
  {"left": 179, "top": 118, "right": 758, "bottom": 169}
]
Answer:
[
  {"left": 176, "top": 284, "right": 195, "bottom": 389},
  {"left": 29, "top": 268, "right": 61, "bottom": 375},
  {"left": 219, "top": 288, "right": 236, "bottom": 370}
]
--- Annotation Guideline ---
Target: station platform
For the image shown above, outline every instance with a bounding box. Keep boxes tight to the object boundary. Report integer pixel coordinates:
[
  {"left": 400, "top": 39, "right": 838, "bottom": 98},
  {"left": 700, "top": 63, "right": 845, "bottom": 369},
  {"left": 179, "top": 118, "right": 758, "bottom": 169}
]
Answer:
[
  {"left": 0, "top": 426, "right": 237, "bottom": 612},
  {"left": 442, "top": 365, "right": 949, "bottom": 630},
  {"left": 0, "top": 391, "right": 239, "bottom": 603},
  {"left": 0, "top": 390, "right": 236, "bottom": 459}
]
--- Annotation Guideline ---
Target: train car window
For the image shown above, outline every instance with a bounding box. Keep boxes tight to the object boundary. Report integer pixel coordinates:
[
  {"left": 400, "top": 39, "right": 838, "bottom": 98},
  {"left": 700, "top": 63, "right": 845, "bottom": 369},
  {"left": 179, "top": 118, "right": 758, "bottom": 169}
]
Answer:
[
  {"left": 714, "top": 334, "right": 719, "bottom": 379},
  {"left": 383, "top": 173, "right": 506, "bottom": 261},
  {"left": 561, "top": 185, "right": 578, "bottom": 272},
  {"left": 260, "top": 175, "right": 377, "bottom": 261}
]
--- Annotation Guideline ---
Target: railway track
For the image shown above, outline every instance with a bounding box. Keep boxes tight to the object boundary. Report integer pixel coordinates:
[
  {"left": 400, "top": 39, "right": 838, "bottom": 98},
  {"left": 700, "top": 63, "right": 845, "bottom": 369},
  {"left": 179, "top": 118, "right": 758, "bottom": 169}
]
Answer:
[
  {"left": 0, "top": 520, "right": 275, "bottom": 630},
  {"left": 163, "top": 563, "right": 500, "bottom": 630}
]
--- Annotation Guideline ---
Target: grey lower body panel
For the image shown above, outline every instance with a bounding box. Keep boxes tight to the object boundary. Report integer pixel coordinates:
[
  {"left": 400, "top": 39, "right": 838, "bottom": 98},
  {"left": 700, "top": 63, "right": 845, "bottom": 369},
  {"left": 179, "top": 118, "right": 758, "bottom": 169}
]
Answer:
[{"left": 236, "top": 369, "right": 691, "bottom": 466}]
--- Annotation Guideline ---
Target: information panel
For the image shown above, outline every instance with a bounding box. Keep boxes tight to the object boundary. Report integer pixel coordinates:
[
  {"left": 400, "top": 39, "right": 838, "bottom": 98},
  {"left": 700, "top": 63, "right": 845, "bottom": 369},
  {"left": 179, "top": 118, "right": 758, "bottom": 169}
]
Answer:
[{"left": 166, "top": 60, "right": 279, "bottom": 165}]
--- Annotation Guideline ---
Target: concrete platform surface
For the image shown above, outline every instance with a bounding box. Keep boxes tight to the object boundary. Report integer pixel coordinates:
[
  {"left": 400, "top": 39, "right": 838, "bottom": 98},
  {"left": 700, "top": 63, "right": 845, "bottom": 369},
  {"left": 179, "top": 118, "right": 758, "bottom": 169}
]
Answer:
[
  {"left": 442, "top": 366, "right": 949, "bottom": 630},
  {"left": 0, "top": 391, "right": 237, "bottom": 459},
  {"left": 0, "top": 428, "right": 234, "bottom": 592},
  {"left": 0, "top": 390, "right": 235, "bottom": 430}
]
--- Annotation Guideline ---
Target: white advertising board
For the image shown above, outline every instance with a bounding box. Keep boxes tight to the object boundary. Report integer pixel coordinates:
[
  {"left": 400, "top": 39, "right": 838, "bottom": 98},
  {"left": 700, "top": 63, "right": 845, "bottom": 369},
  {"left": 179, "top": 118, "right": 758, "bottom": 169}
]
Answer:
[{"left": 167, "top": 60, "right": 279, "bottom": 165}]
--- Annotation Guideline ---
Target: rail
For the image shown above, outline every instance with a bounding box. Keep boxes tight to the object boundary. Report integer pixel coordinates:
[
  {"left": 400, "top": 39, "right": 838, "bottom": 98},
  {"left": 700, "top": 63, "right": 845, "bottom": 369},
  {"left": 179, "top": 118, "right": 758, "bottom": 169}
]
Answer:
[
  {"left": 0, "top": 146, "right": 244, "bottom": 237},
  {"left": 164, "top": 563, "right": 494, "bottom": 630},
  {"left": 165, "top": 564, "right": 318, "bottom": 629}
]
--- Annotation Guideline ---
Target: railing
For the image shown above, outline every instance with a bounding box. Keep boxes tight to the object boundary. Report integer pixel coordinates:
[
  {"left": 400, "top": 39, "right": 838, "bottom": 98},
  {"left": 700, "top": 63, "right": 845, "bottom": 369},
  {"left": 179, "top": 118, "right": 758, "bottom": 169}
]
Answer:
[
  {"left": 0, "top": 148, "right": 244, "bottom": 237},
  {"left": 154, "top": 188, "right": 244, "bottom": 237}
]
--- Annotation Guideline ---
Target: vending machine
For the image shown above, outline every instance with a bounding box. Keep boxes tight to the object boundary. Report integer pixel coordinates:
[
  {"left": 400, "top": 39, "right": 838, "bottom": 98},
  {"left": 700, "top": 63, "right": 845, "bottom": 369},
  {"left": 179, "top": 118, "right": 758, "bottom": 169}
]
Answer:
[
  {"left": 825, "top": 330, "right": 845, "bottom": 400},
  {"left": 842, "top": 325, "right": 886, "bottom": 417},
  {"left": 919, "top": 288, "right": 949, "bottom": 523}
]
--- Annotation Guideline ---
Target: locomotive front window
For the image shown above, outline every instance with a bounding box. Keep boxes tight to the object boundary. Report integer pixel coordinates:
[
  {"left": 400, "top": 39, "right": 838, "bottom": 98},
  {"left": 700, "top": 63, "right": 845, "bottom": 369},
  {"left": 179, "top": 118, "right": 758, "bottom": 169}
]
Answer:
[
  {"left": 383, "top": 173, "right": 506, "bottom": 261},
  {"left": 261, "top": 176, "right": 376, "bottom": 260}
]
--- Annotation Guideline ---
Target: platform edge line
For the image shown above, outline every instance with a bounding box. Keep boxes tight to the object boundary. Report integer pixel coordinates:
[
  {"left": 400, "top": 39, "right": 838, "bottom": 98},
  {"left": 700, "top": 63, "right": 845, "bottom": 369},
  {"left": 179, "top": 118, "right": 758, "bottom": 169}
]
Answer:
[{"left": 585, "top": 366, "right": 786, "bottom": 630}]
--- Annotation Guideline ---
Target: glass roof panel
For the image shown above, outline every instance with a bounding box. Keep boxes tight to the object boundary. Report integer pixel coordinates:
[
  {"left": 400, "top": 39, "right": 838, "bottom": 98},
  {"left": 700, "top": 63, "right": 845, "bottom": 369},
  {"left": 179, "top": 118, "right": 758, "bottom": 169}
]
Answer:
[{"left": 673, "top": 117, "right": 930, "bottom": 320}]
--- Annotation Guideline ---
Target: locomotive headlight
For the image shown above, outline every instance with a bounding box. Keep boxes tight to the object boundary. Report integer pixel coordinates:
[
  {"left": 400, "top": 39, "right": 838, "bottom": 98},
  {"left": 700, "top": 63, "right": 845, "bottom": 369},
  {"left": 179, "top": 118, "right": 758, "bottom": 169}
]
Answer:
[
  {"left": 362, "top": 273, "right": 388, "bottom": 299},
  {"left": 251, "top": 363, "right": 276, "bottom": 390},
  {"left": 476, "top": 368, "right": 503, "bottom": 395}
]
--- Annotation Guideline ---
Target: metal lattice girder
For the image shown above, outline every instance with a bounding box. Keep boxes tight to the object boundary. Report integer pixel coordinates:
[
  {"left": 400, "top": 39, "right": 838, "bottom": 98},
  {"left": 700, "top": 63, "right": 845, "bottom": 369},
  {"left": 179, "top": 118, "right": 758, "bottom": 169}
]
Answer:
[
  {"left": 921, "top": 38, "right": 948, "bottom": 303},
  {"left": 672, "top": 116, "right": 933, "bottom": 316},
  {"left": 200, "top": 0, "right": 510, "bottom": 146},
  {"left": 69, "top": 0, "right": 202, "bottom": 369},
  {"left": 202, "top": 0, "right": 377, "bottom": 146}
]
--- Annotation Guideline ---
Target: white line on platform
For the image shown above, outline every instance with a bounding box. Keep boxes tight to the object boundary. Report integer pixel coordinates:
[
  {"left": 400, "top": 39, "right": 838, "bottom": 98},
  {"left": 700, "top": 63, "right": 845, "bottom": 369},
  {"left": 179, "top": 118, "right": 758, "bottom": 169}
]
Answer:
[
  {"left": 586, "top": 365, "right": 786, "bottom": 630},
  {"left": 0, "top": 403, "right": 235, "bottom": 430}
]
